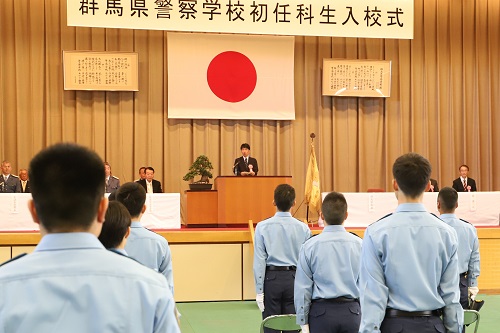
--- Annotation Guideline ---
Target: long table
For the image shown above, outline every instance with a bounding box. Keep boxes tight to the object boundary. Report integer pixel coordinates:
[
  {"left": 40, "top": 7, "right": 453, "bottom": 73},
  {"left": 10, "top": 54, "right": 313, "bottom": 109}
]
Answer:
[
  {"left": 321, "top": 192, "right": 500, "bottom": 227},
  {"left": 0, "top": 193, "right": 181, "bottom": 231}
]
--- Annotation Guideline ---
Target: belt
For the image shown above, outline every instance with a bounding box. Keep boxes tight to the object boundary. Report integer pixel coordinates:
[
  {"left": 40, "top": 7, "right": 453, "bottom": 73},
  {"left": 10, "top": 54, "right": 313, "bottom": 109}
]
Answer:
[
  {"left": 460, "top": 271, "right": 468, "bottom": 278},
  {"left": 385, "top": 309, "right": 442, "bottom": 317},
  {"left": 313, "top": 297, "right": 358, "bottom": 303},
  {"left": 266, "top": 265, "right": 296, "bottom": 271}
]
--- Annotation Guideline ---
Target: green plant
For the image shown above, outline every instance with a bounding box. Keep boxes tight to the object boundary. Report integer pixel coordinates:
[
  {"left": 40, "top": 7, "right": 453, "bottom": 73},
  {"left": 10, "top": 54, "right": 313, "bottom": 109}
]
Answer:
[{"left": 182, "top": 155, "right": 214, "bottom": 183}]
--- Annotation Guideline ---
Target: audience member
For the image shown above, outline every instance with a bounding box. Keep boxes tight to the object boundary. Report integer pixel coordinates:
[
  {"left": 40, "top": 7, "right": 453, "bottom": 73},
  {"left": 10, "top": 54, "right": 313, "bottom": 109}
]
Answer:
[
  {"left": 0, "top": 143, "right": 180, "bottom": 333},
  {"left": 98, "top": 201, "right": 132, "bottom": 256},
  {"left": 295, "top": 192, "right": 362, "bottom": 333},
  {"left": 137, "top": 166, "right": 163, "bottom": 193},
  {"left": 18, "top": 168, "right": 30, "bottom": 193},
  {"left": 1, "top": 160, "right": 21, "bottom": 193},
  {"left": 253, "top": 184, "right": 311, "bottom": 333},
  {"left": 104, "top": 162, "right": 120, "bottom": 193},
  {"left": 359, "top": 153, "right": 462, "bottom": 333},
  {"left": 438, "top": 187, "right": 480, "bottom": 309},
  {"left": 452, "top": 165, "right": 477, "bottom": 192},
  {"left": 234, "top": 143, "right": 259, "bottom": 176},
  {"left": 116, "top": 182, "right": 173, "bottom": 294}
]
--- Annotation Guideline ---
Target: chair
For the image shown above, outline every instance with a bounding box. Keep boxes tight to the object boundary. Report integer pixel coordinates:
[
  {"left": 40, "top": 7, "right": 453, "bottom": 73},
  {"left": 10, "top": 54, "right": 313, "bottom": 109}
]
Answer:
[
  {"left": 260, "top": 314, "right": 301, "bottom": 333},
  {"left": 463, "top": 309, "right": 480, "bottom": 333}
]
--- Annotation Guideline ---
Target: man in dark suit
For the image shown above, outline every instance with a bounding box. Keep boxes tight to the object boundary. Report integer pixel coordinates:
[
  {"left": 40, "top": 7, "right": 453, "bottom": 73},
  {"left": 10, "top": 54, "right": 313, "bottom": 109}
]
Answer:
[
  {"left": 452, "top": 164, "right": 477, "bottom": 192},
  {"left": 104, "top": 162, "right": 120, "bottom": 193},
  {"left": 19, "top": 168, "right": 31, "bottom": 193},
  {"left": 137, "top": 166, "right": 163, "bottom": 193},
  {"left": 1, "top": 160, "right": 21, "bottom": 193},
  {"left": 428, "top": 178, "right": 439, "bottom": 192},
  {"left": 234, "top": 143, "right": 259, "bottom": 176}
]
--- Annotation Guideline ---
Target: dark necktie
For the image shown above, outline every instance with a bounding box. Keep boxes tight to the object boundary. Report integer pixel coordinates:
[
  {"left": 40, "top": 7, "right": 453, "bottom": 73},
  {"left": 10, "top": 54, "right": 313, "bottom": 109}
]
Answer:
[
  {"left": 244, "top": 158, "right": 248, "bottom": 166},
  {"left": 463, "top": 179, "right": 467, "bottom": 191}
]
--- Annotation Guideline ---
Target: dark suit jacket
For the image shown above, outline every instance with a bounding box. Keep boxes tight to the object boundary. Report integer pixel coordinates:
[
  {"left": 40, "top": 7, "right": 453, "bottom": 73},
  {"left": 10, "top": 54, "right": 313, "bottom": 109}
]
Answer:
[
  {"left": 20, "top": 180, "right": 30, "bottom": 193},
  {"left": 234, "top": 156, "right": 259, "bottom": 176},
  {"left": 428, "top": 178, "right": 439, "bottom": 192},
  {"left": 1, "top": 175, "right": 21, "bottom": 193},
  {"left": 452, "top": 177, "right": 477, "bottom": 192},
  {"left": 105, "top": 176, "right": 120, "bottom": 193},
  {"left": 137, "top": 179, "right": 163, "bottom": 193}
]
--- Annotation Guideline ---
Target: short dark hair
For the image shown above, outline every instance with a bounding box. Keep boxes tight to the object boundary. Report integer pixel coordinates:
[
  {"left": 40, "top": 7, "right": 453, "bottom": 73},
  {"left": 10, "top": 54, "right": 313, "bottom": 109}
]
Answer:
[
  {"left": 240, "top": 143, "right": 250, "bottom": 150},
  {"left": 274, "top": 184, "right": 295, "bottom": 212},
  {"left": 459, "top": 164, "right": 469, "bottom": 171},
  {"left": 392, "top": 153, "right": 431, "bottom": 198},
  {"left": 321, "top": 192, "right": 347, "bottom": 225},
  {"left": 116, "top": 182, "right": 146, "bottom": 217},
  {"left": 145, "top": 166, "right": 155, "bottom": 173},
  {"left": 28, "top": 143, "right": 105, "bottom": 232},
  {"left": 98, "top": 201, "right": 131, "bottom": 249},
  {"left": 139, "top": 166, "right": 146, "bottom": 172},
  {"left": 437, "top": 187, "right": 458, "bottom": 212}
]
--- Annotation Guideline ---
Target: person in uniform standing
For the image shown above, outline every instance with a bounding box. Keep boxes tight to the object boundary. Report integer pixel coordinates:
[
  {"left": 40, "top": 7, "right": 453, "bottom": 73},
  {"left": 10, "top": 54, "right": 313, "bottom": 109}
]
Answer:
[
  {"left": 253, "top": 183, "right": 311, "bottom": 332},
  {"left": 359, "top": 152, "right": 463, "bottom": 333},
  {"left": 294, "top": 191, "right": 362, "bottom": 333}
]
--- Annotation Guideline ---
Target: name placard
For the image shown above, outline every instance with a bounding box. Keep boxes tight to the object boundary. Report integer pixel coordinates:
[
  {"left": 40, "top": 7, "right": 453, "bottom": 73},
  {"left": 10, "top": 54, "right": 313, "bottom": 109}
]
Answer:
[
  {"left": 63, "top": 51, "right": 139, "bottom": 91},
  {"left": 322, "top": 59, "right": 391, "bottom": 97}
]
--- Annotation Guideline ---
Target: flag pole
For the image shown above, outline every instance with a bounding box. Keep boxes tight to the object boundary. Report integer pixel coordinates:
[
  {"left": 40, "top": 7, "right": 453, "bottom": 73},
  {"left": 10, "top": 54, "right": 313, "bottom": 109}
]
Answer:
[{"left": 306, "top": 133, "right": 316, "bottom": 225}]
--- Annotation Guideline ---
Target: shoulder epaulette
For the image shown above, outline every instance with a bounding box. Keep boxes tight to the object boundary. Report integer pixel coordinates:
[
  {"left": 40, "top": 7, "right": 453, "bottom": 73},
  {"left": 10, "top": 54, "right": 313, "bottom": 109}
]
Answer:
[
  {"left": 111, "top": 175, "right": 119, "bottom": 179},
  {"left": 430, "top": 213, "right": 442, "bottom": 221},
  {"left": 369, "top": 213, "right": 393, "bottom": 226},
  {"left": 0, "top": 253, "right": 27, "bottom": 268},
  {"left": 10, "top": 175, "right": 19, "bottom": 178},
  {"left": 349, "top": 231, "right": 362, "bottom": 238},
  {"left": 459, "top": 218, "right": 472, "bottom": 225},
  {"left": 108, "top": 249, "right": 141, "bottom": 263}
]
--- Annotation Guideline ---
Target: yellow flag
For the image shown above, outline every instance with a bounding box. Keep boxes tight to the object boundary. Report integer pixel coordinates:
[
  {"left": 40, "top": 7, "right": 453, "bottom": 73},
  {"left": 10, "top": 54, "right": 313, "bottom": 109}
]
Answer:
[{"left": 305, "top": 142, "right": 321, "bottom": 212}]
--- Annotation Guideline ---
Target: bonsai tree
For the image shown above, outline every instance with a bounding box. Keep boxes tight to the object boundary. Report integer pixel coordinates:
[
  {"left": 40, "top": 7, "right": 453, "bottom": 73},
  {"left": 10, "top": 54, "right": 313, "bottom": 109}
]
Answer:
[{"left": 183, "top": 155, "right": 214, "bottom": 183}]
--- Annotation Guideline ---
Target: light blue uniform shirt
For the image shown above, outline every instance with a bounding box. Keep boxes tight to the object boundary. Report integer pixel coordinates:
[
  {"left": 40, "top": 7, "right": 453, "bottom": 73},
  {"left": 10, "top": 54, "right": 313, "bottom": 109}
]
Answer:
[
  {"left": 440, "top": 213, "right": 480, "bottom": 286},
  {"left": 0, "top": 232, "right": 180, "bottom": 333},
  {"left": 294, "top": 225, "right": 362, "bottom": 325},
  {"left": 254, "top": 212, "right": 312, "bottom": 293},
  {"left": 125, "top": 221, "right": 174, "bottom": 295},
  {"left": 359, "top": 204, "right": 463, "bottom": 333}
]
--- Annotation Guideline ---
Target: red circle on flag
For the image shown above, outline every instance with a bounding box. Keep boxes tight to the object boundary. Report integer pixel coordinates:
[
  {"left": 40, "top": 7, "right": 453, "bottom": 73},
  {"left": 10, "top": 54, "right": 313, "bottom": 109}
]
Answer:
[{"left": 207, "top": 51, "right": 257, "bottom": 103}]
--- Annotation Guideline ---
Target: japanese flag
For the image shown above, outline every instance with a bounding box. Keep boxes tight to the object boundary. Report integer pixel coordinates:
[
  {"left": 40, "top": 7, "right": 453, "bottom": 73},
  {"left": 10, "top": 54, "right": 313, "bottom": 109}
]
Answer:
[{"left": 167, "top": 33, "right": 295, "bottom": 120}]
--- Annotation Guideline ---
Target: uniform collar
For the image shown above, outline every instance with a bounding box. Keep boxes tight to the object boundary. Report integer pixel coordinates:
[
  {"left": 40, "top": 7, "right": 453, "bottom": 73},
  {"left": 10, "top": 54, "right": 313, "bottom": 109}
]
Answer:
[
  {"left": 274, "top": 211, "right": 292, "bottom": 217},
  {"left": 440, "top": 213, "right": 457, "bottom": 219},
  {"left": 323, "top": 225, "right": 346, "bottom": 232},
  {"left": 395, "top": 203, "right": 427, "bottom": 212},
  {"left": 131, "top": 221, "right": 142, "bottom": 228},
  {"left": 35, "top": 232, "right": 105, "bottom": 252}
]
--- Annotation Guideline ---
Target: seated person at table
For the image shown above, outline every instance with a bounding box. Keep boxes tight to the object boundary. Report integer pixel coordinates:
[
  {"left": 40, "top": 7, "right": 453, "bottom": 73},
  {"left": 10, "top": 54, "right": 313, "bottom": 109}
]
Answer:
[
  {"left": 116, "top": 182, "right": 174, "bottom": 294},
  {"left": 234, "top": 143, "right": 259, "bottom": 176},
  {"left": 137, "top": 166, "right": 163, "bottom": 193},
  {"left": 428, "top": 178, "right": 439, "bottom": 192},
  {"left": 452, "top": 164, "right": 477, "bottom": 192},
  {"left": 98, "top": 201, "right": 132, "bottom": 256},
  {"left": 0, "top": 143, "right": 179, "bottom": 333}
]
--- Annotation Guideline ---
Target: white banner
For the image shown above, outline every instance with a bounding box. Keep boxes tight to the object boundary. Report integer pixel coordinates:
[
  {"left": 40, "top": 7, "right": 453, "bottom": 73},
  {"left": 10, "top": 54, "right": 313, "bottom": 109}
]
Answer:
[
  {"left": 168, "top": 33, "right": 295, "bottom": 120},
  {"left": 67, "top": 0, "right": 414, "bottom": 39}
]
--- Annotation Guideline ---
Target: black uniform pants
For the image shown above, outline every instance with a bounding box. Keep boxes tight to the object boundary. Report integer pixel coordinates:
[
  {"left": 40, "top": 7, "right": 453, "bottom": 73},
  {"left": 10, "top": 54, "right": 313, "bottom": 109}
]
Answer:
[
  {"left": 309, "top": 299, "right": 361, "bottom": 333},
  {"left": 262, "top": 269, "right": 298, "bottom": 333},
  {"left": 380, "top": 315, "right": 445, "bottom": 333}
]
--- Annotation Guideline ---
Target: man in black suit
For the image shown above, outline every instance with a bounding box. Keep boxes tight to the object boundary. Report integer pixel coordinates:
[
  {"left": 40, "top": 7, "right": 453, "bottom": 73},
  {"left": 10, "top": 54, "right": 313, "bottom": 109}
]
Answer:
[
  {"left": 452, "top": 164, "right": 477, "bottom": 192},
  {"left": 137, "top": 166, "right": 163, "bottom": 193},
  {"left": 19, "top": 168, "right": 31, "bottom": 193},
  {"left": 1, "top": 160, "right": 21, "bottom": 193},
  {"left": 428, "top": 178, "right": 439, "bottom": 192},
  {"left": 234, "top": 143, "right": 259, "bottom": 176}
]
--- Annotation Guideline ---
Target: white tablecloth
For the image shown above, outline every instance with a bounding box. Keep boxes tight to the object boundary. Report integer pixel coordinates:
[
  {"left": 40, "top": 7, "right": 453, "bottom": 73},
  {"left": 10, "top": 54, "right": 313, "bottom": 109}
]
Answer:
[
  {"left": 0, "top": 193, "right": 181, "bottom": 231},
  {"left": 321, "top": 192, "right": 500, "bottom": 227}
]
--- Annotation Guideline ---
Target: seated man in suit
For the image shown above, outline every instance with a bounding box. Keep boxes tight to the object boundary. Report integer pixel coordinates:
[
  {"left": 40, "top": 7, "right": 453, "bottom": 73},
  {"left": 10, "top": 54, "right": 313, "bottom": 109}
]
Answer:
[
  {"left": 234, "top": 143, "right": 259, "bottom": 176},
  {"left": 18, "top": 168, "right": 31, "bottom": 193},
  {"left": 135, "top": 166, "right": 146, "bottom": 182},
  {"left": 1, "top": 160, "right": 21, "bottom": 193},
  {"left": 428, "top": 178, "right": 439, "bottom": 192},
  {"left": 452, "top": 164, "right": 477, "bottom": 192},
  {"left": 137, "top": 166, "right": 163, "bottom": 193},
  {"left": 104, "top": 162, "right": 120, "bottom": 193}
]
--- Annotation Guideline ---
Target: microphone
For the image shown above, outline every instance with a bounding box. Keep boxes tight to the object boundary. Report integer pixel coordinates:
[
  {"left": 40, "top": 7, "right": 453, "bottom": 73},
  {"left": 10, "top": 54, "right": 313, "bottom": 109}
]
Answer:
[{"left": 232, "top": 162, "right": 239, "bottom": 175}]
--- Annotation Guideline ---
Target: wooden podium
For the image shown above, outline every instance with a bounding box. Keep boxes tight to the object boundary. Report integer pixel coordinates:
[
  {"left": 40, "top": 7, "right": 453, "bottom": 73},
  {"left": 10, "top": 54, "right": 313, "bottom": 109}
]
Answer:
[{"left": 215, "top": 176, "right": 292, "bottom": 225}]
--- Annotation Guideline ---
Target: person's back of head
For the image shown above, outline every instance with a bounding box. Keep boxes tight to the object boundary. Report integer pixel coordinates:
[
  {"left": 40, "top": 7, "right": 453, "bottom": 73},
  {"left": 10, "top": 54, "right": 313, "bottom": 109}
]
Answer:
[
  {"left": 437, "top": 187, "right": 458, "bottom": 213},
  {"left": 392, "top": 152, "right": 431, "bottom": 198},
  {"left": 29, "top": 143, "right": 105, "bottom": 232},
  {"left": 99, "top": 201, "right": 131, "bottom": 249},
  {"left": 321, "top": 192, "right": 348, "bottom": 225},
  {"left": 116, "top": 182, "right": 146, "bottom": 218},
  {"left": 274, "top": 184, "right": 295, "bottom": 212}
]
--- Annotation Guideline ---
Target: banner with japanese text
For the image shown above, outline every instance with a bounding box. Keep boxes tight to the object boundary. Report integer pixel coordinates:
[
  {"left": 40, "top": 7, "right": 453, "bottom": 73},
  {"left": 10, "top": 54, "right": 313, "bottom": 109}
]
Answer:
[
  {"left": 68, "top": 0, "right": 414, "bottom": 39},
  {"left": 167, "top": 33, "right": 294, "bottom": 120}
]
